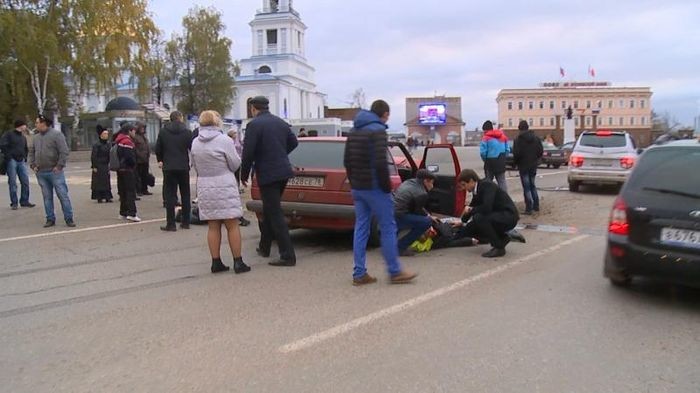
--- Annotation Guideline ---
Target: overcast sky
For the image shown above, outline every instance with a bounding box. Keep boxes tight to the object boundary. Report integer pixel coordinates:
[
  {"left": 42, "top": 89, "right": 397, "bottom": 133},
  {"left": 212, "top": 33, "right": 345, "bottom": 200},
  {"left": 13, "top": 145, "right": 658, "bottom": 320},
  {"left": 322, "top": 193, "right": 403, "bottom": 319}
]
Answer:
[{"left": 149, "top": 0, "right": 700, "bottom": 130}]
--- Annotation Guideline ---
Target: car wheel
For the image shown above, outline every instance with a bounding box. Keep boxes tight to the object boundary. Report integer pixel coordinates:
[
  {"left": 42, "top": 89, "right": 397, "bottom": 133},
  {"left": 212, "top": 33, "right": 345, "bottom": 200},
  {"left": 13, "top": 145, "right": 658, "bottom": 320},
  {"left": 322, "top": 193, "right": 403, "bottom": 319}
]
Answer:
[
  {"left": 568, "top": 181, "right": 580, "bottom": 192},
  {"left": 609, "top": 275, "right": 632, "bottom": 287},
  {"left": 368, "top": 220, "right": 380, "bottom": 248},
  {"left": 553, "top": 164, "right": 561, "bottom": 169}
]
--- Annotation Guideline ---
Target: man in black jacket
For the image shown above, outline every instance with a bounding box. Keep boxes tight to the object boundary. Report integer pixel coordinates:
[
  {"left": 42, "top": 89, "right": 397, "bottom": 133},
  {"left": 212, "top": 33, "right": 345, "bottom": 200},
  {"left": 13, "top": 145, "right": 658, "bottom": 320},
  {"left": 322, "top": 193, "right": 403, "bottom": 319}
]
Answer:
[
  {"left": 455, "top": 169, "right": 519, "bottom": 258},
  {"left": 155, "top": 111, "right": 192, "bottom": 231},
  {"left": 240, "top": 96, "right": 298, "bottom": 266},
  {"left": 513, "top": 120, "right": 543, "bottom": 215},
  {"left": 0, "top": 120, "right": 35, "bottom": 209}
]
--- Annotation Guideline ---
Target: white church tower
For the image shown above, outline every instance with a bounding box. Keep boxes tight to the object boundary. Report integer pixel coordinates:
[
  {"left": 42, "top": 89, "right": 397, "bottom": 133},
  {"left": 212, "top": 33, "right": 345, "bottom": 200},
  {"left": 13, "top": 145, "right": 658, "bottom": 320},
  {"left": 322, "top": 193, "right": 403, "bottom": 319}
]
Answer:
[{"left": 234, "top": 0, "right": 326, "bottom": 120}]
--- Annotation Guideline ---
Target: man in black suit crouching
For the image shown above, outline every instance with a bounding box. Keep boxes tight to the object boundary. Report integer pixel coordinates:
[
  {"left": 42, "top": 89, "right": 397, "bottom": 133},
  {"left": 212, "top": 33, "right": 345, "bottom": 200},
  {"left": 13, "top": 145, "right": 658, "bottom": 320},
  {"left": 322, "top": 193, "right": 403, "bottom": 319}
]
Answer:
[{"left": 454, "top": 169, "right": 519, "bottom": 258}]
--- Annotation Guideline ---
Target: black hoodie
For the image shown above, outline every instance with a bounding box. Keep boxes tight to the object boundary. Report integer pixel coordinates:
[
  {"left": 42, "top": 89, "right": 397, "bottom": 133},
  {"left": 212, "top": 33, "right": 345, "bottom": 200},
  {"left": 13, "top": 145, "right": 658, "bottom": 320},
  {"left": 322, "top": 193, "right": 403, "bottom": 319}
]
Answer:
[
  {"left": 155, "top": 121, "right": 192, "bottom": 171},
  {"left": 513, "top": 130, "right": 543, "bottom": 171}
]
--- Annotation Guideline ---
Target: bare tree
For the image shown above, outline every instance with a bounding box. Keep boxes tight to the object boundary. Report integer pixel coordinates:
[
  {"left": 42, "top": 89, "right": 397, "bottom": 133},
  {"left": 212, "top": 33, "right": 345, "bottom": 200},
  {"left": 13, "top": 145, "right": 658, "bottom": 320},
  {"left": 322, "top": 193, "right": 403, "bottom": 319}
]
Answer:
[{"left": 346, "top": 88, "right": 366, "bottom": 109}]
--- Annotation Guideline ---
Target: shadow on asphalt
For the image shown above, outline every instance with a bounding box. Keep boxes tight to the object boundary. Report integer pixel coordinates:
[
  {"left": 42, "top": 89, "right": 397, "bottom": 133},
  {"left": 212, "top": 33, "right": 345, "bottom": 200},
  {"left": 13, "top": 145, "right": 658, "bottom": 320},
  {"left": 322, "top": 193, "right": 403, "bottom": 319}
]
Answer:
[
  {"left": 607, "top": 279, "right": 700, "bottom": 312},
  {"left": 290, "top": 229, "right": 354, "bottom": 251}
]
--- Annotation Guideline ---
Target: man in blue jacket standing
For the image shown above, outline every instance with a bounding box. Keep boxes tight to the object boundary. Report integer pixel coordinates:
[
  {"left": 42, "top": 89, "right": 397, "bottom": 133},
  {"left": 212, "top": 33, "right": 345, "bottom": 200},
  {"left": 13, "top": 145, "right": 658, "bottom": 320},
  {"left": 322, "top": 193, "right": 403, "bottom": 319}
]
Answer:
[
  {"left": 343, "top": 100, "right": 417, "bottom": 285},
  {"left": 241, "top": 96, "right": 298, "bottom": 266},
  {"left": 479, "top": 120, "right": 510, "bottom": 193}
]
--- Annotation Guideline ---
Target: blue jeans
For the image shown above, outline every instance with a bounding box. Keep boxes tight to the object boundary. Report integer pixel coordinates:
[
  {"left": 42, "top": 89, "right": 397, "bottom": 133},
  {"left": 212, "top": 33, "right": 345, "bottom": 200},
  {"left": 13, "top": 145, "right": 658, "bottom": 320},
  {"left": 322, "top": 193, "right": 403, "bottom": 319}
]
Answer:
[
  {"left": 485, "top": 169, "right": 508, "bottom": 193},
  {"left": 351, "top": 189, "right": 402, "bottom": 279},
  {"left": 519, "top": 168, "right": 539, "bottom": 212},
  {"left": 396, "top": 213, "right": 432, "bottom": 251},
  {"left": 36, "top": 170, "right": 73, "bottom": 222},
  {"left": 6, "top": 159, "right": 30, "bottom": 206}
]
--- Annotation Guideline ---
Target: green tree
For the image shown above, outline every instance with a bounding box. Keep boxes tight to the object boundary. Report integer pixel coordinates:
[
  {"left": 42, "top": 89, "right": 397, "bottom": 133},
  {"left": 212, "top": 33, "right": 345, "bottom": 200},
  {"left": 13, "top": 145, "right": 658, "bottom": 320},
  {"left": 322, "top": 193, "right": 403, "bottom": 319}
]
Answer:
[{"left": 167, "top": 7, "right": 235, "bottom": 115}]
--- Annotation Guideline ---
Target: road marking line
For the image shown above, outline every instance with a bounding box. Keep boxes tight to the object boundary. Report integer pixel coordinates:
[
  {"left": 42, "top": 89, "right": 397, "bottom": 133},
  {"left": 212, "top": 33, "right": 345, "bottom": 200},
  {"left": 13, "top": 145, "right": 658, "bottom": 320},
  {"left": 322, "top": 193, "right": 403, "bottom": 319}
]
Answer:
[
  {"left": 279, "top": 234, "right": 589, "bottom": 354},
  {"left": 0, "top": 219, "right": 166, "bottom": 244}
]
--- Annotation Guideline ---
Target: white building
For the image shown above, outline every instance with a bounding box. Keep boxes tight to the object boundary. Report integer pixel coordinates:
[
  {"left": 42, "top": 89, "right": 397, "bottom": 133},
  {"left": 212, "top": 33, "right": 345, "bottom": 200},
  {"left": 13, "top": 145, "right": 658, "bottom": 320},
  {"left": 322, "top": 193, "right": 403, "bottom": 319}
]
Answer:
[{"left": 233, "top": 0, "right": 326, "bottom": 121}]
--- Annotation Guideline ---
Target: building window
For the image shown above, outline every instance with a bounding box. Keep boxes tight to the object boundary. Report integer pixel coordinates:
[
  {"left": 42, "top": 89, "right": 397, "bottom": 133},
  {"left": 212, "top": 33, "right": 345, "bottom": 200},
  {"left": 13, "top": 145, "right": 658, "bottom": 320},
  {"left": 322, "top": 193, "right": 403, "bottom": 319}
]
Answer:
[
  {"left": 619, "top": 100, "right": 624, "bottom": 108},
  {"left": 539, "top": 117, "right": 544, "bottom": 126},
  {"left": 608, "top": 117, "right": 613, "bottom": 125},
  {"left": 630, "top": 117, "right": 635, "bottom": 126},
  {"left": 608, "top": 100, "right": 613, "bottom": 109},
  {"left": 640, "top": 99, "right": 645, "bottom": 109},
  {"left": 597, "top": 100, "right": 602, "bottom": 109},
  {"left": 641, "top": 116, "right": 646, "bottom": 125},
  {"left": 258, "top": 65, "right": 272, "bottom": 74},
  {"left": 518, "top": 101, "right": 523, "bottom": 110},
  {"left": 528, "top": 101, "right": 534, "bottom": 110},
  {"left": 507, "top": 102, "right": 512, "bottom": 110},
  {"left": 586, "top": 116, "right": 591, "bottom": 126},
  {"left": 549, "top": 101, "right": 554, "bottom": 109},
  {"left": 539, "top": 101, "right": 544, "bottom": 109},
  {"left": 549, "top": 117, "right": 554, "bottom": 126},
  {"left": 573, "top": 100, "right": 579, "bottom": 109},
  {"left": 267, "top": 29, "right": 278, "bottom": 44},
  {"left": 630, "top": 100, "right": 635, "bottom": 109},
  {"left": 508, "top": 118, "right": 513, "bottom": 127},
  {"left": 561, "top": 100, "right": 567, "bottom": 109},
  {"left": 619, "top": 117, "right": 624, "bottom": 126},
  {"left": 598, "top": 117, "right": 602, "bottom": 126},
  {"left": 586, "top": 100, "right": 591, "bottom": 109},
  {"left": 528, "top": 118, "right": 533, "bottom": 126}
]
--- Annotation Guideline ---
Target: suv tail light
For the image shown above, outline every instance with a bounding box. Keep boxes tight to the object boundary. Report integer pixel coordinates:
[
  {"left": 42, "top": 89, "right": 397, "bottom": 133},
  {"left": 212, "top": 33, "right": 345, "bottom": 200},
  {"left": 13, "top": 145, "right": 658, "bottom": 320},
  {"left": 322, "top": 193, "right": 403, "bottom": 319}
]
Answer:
[
  {"left": 620, "top": 156, "right": 635, "bottom": 169},
  {"left": 609, "top": 196, "right": 629, "bottom": 236},
  {"left": 570, "top": 154, "right": 584, "bottom": 167},
  {"left": 596, "top": 130, "right": 612, "bottom": 136}
]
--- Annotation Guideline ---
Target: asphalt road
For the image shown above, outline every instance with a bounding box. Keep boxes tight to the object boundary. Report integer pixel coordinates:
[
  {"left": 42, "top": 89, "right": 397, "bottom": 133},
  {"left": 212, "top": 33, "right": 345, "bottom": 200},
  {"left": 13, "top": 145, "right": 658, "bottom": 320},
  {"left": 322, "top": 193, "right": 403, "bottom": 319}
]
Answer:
[{"left": 1, "top": 149, "right": 698, "bottom": 392}]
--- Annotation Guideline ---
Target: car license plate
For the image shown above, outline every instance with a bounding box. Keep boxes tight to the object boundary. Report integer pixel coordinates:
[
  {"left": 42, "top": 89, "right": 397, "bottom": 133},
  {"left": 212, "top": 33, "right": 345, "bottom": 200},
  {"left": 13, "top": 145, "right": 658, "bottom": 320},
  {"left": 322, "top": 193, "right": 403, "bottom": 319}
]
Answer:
[
  {"left": 288, "top": 176, "right": 324, "bottom": 188},
  {"left": 550, "top": 153, "right": 562, "bottom": 157},
  {"left": 660, "top": 228, "right": 700, "bottom": 248}
]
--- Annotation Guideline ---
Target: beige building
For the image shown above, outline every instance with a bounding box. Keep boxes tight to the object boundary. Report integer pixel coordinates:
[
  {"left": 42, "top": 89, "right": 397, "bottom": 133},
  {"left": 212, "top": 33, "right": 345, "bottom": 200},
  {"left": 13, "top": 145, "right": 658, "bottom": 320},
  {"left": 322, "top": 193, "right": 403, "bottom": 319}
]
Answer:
[
  {"left": 405, "top": 96, "right": 464, "bottom": 145},
  {"left": 496, "top": 82, "right": 653, "bottom": 146}
]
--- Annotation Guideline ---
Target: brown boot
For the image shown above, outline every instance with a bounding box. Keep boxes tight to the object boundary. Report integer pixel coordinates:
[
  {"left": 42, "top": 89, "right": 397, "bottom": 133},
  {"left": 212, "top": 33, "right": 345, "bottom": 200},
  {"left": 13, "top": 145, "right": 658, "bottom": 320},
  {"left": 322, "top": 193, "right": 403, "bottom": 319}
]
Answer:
[
  {"left": 390, "top": 270, "right": 417, "bottom": 284},
  {"left": 352, "top": 273, "right": 378, "bottom": 286}
]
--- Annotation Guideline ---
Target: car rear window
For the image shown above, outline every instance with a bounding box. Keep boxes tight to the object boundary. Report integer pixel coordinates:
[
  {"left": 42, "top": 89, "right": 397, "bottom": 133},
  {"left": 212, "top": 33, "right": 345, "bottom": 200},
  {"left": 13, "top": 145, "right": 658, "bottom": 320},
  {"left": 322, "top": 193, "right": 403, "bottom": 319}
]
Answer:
[
  {"left": 625, "top": 148, "right": 700, "bottom": 195},
  {"left": 289, "top": 141, "right": 346, "bottom": 169},
  {"left": 579, "top": 133, "right": 627, "bottom": 148}
]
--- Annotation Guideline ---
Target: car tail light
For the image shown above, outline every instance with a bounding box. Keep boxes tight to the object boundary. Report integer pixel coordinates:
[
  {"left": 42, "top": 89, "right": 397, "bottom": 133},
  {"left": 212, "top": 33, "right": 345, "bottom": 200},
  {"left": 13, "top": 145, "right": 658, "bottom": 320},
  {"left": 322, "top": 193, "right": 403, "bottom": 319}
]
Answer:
[
  {"left": 608, "top": 196, "right": 629, "bottom": 236},
  {"left": 596, "top": 130, "right": 612, "bottom": 136},
  {"left": 570, "top": 154, "right": 584, "bottom": 167},
  {"left": 620, "top": 156, "right": 635, "bottom": 169}
]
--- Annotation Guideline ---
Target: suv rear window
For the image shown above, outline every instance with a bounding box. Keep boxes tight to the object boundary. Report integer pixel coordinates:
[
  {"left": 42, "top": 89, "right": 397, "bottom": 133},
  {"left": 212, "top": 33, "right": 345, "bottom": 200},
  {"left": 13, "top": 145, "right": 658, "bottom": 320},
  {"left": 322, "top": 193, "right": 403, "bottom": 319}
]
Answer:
[
  {"left": 289, "top": 141, "right": 346, "bottom": 169},
  {"left": 625, "top": 148, "right": 700, "bottom": 195},
  {"left": 579, "top": 133, "right": 626, "bottom": 148}
]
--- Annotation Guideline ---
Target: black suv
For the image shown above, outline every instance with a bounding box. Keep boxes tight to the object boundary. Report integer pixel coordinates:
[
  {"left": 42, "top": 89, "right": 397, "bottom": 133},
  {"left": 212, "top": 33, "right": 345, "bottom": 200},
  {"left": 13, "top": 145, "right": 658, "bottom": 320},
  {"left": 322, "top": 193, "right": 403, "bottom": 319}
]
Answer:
[{"left": 604, "top": 139, "right": 700, "bottom": 287}]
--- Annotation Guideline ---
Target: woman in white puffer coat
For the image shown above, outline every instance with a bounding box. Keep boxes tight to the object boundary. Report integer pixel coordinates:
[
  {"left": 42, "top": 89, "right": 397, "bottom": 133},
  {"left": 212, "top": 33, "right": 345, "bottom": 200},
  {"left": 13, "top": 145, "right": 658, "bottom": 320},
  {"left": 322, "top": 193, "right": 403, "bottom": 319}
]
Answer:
[{"left": 191, "top": 110, "right": 251, "bottom": 274}]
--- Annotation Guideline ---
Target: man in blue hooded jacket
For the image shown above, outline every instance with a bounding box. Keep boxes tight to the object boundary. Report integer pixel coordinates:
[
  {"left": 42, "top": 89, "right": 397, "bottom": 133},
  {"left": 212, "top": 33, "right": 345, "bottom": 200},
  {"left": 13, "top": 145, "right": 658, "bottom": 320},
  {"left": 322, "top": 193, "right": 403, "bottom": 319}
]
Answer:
[{"left": 343, "top": 100, "right": 417, "bottom": 285}]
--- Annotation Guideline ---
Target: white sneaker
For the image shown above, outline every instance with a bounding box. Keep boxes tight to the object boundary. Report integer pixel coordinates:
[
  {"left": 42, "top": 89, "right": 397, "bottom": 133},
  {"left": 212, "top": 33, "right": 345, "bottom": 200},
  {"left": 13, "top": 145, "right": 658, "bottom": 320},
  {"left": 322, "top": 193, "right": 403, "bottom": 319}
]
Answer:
[{"left": 126, "top": 216, "right": 141, "bottom": 222}]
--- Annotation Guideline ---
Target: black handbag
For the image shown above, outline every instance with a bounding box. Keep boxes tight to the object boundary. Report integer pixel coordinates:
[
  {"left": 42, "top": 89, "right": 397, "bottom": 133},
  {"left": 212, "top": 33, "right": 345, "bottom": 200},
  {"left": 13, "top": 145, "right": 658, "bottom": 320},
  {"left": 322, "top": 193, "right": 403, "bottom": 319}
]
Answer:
[{"left": 146, "top": 173, "right": 155, "bottom": 187}]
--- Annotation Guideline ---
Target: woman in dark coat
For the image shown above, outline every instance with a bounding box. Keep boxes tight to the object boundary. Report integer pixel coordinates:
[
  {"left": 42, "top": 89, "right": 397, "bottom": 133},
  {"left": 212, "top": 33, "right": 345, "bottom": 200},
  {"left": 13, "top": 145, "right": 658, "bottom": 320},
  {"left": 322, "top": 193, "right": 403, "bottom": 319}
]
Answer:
[{"left": 91, "top": 126, "right": 113, "bottom": 203}]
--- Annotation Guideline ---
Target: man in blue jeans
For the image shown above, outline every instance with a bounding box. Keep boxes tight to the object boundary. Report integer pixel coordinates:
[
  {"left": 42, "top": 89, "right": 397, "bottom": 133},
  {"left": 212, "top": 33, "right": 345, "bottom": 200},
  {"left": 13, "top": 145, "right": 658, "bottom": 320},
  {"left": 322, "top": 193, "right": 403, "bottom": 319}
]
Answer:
[
  {"left": 394, "top": 169, "right": 437, "bottom": 256},
  {"left": 1, "top": 120, "right": 35, "bottom": 210},
  {"left": 512, "top": 120, "right": 543, "bottom": 215},
  {"left": 343, "top": 100, "right": 417, "bottom": 286},
  {"left": 29, "top": 115, "right": 75, "bottom": 228}
]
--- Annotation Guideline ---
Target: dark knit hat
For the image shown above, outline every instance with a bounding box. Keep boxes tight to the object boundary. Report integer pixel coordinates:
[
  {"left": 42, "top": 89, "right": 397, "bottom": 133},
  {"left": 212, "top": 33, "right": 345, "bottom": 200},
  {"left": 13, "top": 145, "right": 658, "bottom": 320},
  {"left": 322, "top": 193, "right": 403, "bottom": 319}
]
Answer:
[
  {"left": 482, "top": 120, "right": 493, "bottom": 131},
  {"left": 250, "top": 96, "right": 269, "bottom": 110},
  {"left": 14, "top": 119, "right": 26, "bottom": 128},
  {"left": 518, "top": 120, "right": 529, "bottom": 131}
]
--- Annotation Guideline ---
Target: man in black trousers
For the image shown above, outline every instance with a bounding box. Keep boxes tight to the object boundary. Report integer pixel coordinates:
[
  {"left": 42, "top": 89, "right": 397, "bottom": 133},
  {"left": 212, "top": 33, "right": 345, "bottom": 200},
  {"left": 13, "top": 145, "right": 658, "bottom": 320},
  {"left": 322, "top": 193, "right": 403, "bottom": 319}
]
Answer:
[
  {"left": 455, "top": 169, "right": 519, "bottom": 258},
  {"left": 155, "top": 111, "right": 192, "bottom": 231},
  {"left": 241, "top": 96, "right": 298, "bottom": 266}
]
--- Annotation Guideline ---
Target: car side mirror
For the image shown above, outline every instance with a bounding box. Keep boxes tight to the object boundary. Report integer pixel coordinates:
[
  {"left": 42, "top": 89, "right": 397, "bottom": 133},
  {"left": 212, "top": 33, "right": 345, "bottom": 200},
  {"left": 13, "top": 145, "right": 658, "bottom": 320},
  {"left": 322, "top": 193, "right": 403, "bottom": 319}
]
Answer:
[
  {"left": 636, "top": 148, "right": 644, "bottom": 155},
  {"left": 427, "top": 164, "right": 439, "bottom": 173}
]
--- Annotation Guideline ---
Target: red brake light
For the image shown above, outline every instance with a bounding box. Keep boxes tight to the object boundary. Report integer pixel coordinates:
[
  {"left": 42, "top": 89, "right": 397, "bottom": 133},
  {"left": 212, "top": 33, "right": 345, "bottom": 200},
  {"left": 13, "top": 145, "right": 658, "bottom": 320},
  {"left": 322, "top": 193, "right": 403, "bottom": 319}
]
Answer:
[
  {"left": 609, "top": 197, "right": 629, "bottom": 236},
  {"left": 620, "top": 156, "right": 635, "bottom": 169},
  {"left": 596, "top": 130, "right": 612, "bottom": 136},
  {"left": 570, "top": 154, "right": 584, "bottom": 167}
]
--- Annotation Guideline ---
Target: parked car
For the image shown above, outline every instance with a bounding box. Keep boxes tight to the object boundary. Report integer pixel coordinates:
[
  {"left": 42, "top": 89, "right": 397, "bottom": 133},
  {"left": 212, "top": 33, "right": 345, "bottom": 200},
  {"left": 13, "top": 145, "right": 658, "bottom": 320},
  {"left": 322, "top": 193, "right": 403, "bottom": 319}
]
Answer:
[
  {"left": 246, "top": 137, "right": 464, "bottom": 245},
  {"left": 567, "top": 130, "right": 639, "bottom": 192},
  {"left": 560, "top": 141, "right": 575, "bottom": 165},
  {"left": 604, "top": 139, "right": 700, "bottom": 287},
  {"left": 541, "top": 142, "right": 567, "bottom": 168}
]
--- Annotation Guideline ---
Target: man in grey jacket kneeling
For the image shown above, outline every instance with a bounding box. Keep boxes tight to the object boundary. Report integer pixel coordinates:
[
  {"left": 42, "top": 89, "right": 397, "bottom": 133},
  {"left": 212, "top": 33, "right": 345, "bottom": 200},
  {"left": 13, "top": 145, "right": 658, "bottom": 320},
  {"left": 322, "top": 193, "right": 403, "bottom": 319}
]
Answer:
[{"left": 394, "top": 169, "right": 437, "bottom": 256}]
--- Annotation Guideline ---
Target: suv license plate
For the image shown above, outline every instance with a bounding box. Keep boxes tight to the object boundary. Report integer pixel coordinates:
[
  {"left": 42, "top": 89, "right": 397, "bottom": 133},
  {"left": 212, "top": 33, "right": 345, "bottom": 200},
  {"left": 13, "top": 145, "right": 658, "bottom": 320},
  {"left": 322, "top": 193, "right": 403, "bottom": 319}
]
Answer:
[
  {"left": 288, "top": 176, "right": 324, "bottom": 188},
  {"left": 660, "top": 228, "right": 700, "bottom": 248}
]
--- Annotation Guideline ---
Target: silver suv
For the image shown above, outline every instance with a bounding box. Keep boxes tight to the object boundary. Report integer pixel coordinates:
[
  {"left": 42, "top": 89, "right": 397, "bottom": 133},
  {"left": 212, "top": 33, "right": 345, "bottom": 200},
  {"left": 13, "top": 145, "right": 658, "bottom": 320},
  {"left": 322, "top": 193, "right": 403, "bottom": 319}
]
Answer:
[{"left": 568, "top": 130, "right": 639, "bottom": 192}]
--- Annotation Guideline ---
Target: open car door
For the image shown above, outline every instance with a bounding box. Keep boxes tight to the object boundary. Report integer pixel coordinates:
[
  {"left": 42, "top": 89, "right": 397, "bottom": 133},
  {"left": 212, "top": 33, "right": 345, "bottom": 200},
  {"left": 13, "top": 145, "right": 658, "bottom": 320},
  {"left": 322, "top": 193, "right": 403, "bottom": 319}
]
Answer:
[
  {"left": 388, "top": 141, "right": 417, "bottom": 183},
  {"left": 420, "top": 144, "right": 464, "bottom": 217}
]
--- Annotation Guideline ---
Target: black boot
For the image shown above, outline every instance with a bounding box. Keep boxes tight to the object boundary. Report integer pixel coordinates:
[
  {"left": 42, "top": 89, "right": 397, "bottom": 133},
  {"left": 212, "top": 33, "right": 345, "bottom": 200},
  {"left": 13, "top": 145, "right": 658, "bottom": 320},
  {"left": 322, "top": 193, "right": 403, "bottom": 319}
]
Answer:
[
  {"left": 211, "top": 258, "right": 230, "bottom": 273},
  {"left": 233, "top": 257, "right": 251, "bottom": 274}
]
